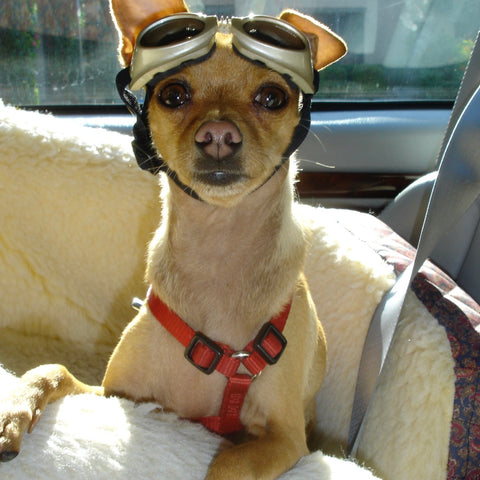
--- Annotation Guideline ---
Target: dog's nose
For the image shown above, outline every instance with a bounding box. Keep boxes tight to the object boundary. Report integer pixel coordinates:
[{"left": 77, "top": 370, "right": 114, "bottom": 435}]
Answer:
[{"left": 195, "top": 121, "right": 242, "bottom": 160}]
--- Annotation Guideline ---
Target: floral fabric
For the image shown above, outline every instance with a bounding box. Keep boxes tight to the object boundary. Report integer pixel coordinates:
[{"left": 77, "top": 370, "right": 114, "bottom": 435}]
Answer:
[{"left": 339, "top": 211, "right": 480, "bottom": 479}]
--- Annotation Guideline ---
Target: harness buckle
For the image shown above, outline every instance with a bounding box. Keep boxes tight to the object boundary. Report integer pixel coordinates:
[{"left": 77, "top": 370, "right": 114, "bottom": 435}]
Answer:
[
  {"left": 231, "top": 351, "right": 250, "bottom": 360},
  {"left": 185, "top": 333, "right": 223, "bottom": 375},
  {"left": 131, "top": 297, "right": 144, "bottom": 312},
  {"left": 253, "top": 322, "right": 287, "bottom": 365}
]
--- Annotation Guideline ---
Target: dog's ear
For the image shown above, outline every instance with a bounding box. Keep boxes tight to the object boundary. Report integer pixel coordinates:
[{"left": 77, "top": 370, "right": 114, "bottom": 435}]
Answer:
[
  {"left": 110, "top": 0, "right": 189, "bottom": 65},
  {"left": 280, "top": 10, "right": 347, "bottom": 70}
]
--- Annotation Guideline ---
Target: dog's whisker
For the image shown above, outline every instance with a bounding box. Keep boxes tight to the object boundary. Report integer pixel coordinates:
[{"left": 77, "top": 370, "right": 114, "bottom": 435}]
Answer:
[
  {"left": 296, "top": 121, "right": 328, "bottom": 154},
  {"left": 290, "top": 122, "right": 335, "bottom": 169},
  {"left": 136, "top": 151, "right": 162, "bottom": 171},
  {"left": 308, "top": 127, "right": 328, "bottom": 153},
  {"left": 296, "top": 157, "right": 335, "bottom": 169}
]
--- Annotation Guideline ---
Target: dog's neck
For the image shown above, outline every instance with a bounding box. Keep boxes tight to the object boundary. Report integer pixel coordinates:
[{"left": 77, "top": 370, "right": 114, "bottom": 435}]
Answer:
[{"left": 146, "top": 162, "right": 307, "bottom": 347}]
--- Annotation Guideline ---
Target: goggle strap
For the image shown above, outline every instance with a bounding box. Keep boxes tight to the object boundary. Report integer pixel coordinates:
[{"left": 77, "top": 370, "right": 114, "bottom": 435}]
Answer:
[
  {"left": 116, "top": 67, "right": 143, "bottom": 118},
  {"left": 116, "top": 68, "right": 202, "bottom": 200},
  {"left": 132, "top": 84, "right": 165, "bottom": 173},
  {"left": 282, "top": 70, "right": 318, "bottom": 159}
]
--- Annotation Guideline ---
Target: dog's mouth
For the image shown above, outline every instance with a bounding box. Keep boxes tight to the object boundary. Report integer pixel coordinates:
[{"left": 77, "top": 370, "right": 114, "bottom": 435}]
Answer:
[
  {"left": 194, "top": 170, "right": 248, "bottom": 186},
  {"left": 193, "top": 150, "right": 249, "bottom": 187}
]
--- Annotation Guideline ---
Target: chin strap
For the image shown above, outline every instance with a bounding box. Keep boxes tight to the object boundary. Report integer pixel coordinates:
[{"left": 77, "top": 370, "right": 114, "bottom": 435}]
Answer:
[
  {"left": 282, "top": 70, "right": 319, "bottom": 161},
  {"left": 116, "top": 66, "right": 318, "bottom": 200}
]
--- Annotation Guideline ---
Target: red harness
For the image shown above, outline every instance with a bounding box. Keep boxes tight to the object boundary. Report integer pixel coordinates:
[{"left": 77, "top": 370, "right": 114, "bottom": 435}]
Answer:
[{"left": 146, "top": 287, "right": 290, "bottom": 435}]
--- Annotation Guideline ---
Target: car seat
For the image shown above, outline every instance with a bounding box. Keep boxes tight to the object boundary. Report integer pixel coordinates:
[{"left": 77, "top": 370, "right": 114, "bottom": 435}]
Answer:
[{"left": 379, "top": 33, "right": 480, "bottom": 304}]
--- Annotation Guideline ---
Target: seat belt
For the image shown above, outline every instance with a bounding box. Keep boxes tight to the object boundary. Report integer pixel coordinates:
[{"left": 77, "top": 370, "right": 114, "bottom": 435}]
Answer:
[{"left": 348, "top": 32, "right": 480, "bottom": 457}]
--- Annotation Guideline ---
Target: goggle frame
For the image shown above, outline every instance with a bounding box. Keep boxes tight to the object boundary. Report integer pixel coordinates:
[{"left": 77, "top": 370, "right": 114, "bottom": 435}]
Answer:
[{"left": 129, "top": 13, "right": 315, "bottom": 94}]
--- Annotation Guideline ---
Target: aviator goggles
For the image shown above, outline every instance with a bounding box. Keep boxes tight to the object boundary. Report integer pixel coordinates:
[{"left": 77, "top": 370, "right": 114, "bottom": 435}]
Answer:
[{"left": 129, "top": 13, "right": 316, "bottom": 94}]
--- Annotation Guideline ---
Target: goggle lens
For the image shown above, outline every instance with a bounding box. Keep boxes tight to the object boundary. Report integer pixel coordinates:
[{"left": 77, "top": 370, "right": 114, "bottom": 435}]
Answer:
[
  {"left": 140, "top": 18, "right": 206, "bottom": 47},
  {"left": 242, "top": 20, "right": 306, "bottom": 51}
]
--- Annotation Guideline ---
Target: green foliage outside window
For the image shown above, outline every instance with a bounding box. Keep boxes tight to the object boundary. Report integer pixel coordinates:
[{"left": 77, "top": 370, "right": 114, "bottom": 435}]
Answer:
[{"left": 0, "top": 0, "right": 478, "bottom": 105}]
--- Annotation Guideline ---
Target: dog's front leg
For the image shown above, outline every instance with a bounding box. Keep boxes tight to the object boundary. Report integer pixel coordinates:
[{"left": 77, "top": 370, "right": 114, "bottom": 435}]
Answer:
[
  {"left": 206, "top": 422, "right": 308, "bottom": 480},
  {"left": 0, "top": 364, "right": 102, "bottom": 461}
]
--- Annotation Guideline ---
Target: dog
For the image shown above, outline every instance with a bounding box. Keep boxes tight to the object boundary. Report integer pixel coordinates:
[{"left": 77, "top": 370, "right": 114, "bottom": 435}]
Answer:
[{"left": 0, "top": 1, "right": 346, "bottom": 478}]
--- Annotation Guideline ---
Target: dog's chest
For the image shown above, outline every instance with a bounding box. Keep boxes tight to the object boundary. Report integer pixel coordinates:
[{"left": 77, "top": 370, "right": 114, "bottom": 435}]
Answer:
[
  {"left": 157, "top": 354, "right": 228, "bottom": 418},
  {"left": 115, "top": 311, "right": 245, "bottom": 418}
]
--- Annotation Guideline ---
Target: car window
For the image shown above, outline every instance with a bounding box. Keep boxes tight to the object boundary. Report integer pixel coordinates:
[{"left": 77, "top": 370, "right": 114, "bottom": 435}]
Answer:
[{"left": 1, "top": 0, "right": 478, "bottom": 105}]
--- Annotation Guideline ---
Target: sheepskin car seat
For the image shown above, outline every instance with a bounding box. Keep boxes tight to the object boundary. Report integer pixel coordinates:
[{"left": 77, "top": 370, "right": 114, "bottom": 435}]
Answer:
[{"left": 0, "top": 102, "right": 478, "bottom": 479}]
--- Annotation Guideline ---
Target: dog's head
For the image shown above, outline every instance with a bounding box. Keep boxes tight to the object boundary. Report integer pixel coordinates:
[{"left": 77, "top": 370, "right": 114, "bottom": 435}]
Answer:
[{"left": 111, "top": 0, "right": 346, "bottom": 207}]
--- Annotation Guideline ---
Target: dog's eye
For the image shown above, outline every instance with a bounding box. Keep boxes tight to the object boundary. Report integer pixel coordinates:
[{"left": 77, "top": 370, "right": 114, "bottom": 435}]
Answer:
[
  {"left": 254, "top": 86, "right": 287, "bottom": 111},
  {"left": 158, "top": 83, "right": 191, "bottom": 108}
]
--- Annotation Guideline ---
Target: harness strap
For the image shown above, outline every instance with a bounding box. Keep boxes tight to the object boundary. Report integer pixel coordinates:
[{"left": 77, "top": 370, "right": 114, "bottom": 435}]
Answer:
[
  {"left": 146, "top": 287, "right": 291, "bottom": 435},
  {"left": 200, "top": 374, "right": 252, "bottom": 434}
]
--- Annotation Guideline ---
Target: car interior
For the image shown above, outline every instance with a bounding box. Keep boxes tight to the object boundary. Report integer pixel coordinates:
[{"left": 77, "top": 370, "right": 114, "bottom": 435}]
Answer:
[{"left": 1, "top": 0, "right": 479, "bottom": 479}]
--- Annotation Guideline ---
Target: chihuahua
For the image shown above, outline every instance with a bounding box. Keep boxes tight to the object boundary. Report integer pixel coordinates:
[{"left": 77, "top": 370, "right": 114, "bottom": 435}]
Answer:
[{"left": 0, "top": 1, "right": 346, "bottom": 478}]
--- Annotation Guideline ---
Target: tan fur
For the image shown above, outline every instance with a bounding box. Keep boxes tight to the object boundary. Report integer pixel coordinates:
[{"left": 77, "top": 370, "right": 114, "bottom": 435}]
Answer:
[
  {"left": 110, "top": 0, "right": 189, "bottom": 65},
  {"left": 279, "top": 10, "right": 347, "bottom": 70},
  {"left": 0, "top": 1, "right": 346, "bottom": 478}
]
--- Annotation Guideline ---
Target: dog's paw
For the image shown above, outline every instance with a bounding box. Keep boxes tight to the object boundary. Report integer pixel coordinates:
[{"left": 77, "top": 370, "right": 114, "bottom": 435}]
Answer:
[
  {"left": 0, "top": 385, "right": 47, "bottom": 461},
  {"left": 0, "top": 405, "right": 32, "bottom": 461},
  {"left": 206, "top": 447, "right": 273, "bottom": 480},
  {"left": 206, "top": 430, "right": 306, "bottom": 480}
]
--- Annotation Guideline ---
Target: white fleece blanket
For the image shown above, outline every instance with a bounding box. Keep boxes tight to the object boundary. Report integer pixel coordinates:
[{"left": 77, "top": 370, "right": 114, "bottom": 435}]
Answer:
[
  {"left": 0, "top": 103, "right": 455, "bottom": 479},
  {"left": 0, "top": 373, "right": 378, "bottom": 480}
]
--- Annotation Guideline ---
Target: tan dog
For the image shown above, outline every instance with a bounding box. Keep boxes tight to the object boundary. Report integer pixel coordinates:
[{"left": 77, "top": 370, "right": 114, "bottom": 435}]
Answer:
[{"left": 0, "top": 1, "right": 346, "bottom": 478}]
